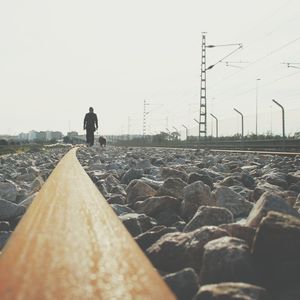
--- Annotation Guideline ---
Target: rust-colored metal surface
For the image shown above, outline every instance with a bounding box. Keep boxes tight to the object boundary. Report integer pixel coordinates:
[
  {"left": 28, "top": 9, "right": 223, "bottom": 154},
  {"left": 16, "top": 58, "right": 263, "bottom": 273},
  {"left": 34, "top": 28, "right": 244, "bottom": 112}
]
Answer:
[{"left": 0, "top": 148, "right": 175, "bottom": 300}]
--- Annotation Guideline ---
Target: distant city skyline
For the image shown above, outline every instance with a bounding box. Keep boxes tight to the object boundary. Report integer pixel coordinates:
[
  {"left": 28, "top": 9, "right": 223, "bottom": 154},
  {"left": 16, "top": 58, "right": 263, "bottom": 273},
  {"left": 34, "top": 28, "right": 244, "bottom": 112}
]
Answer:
[{"left": 1, "top": 0, "right": 299, "bottom": 137}]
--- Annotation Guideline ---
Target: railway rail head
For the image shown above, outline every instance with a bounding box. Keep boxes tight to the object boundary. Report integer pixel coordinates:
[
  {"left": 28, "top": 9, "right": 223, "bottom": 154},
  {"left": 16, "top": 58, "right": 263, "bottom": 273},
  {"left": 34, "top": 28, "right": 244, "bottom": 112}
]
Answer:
[{"left": 0, "top": 147, "right": 175, "bottom": 300}]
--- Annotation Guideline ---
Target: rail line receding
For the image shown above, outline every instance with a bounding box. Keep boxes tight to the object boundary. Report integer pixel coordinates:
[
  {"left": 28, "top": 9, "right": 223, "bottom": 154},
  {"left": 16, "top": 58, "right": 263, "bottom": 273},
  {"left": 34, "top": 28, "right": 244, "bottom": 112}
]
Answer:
[{"left": 0, "top": 147, "right": 175, "bottom": 300}]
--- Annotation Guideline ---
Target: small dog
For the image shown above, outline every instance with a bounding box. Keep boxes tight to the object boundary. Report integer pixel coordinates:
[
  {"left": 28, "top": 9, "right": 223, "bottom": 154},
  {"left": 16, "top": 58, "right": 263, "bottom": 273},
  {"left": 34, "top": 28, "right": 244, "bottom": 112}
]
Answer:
[{"left": 98, "top": 136, "right": 107, "bottom": 147}]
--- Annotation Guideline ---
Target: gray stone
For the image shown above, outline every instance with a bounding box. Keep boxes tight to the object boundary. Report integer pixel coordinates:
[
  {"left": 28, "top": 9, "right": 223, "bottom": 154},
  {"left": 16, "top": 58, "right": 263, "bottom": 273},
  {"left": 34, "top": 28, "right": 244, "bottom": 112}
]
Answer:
[
  {"left": 252, "top": 211, "right": 300, "bottom": 291},
  {"left": 119, "top": 213, "right": 157, "bottom": 237},
  {"left": 121, "top": 168, "right": 143, "bottom": 184},
  {"left": 246, "top": 191, "right": 299, "bottom": 228},
  {"left": 200, "top": 236, "right": 255, "bottom": 284},
  {"left": 135, "top": 226, "right": 178, "bottom": 251},
  {"left": 126, "top": 180, "right": 156, "bottom": 206},
  {"left": 219, "top": 223, "right": 255, "bottom": 248},
  {"left": 0, "top": 221, "right": 10, "bottom": 231},
  {"left": 213, "top": 186, "right": 253, "bottom": 218},
  {"left": 30, "top": 176, "right": 44, "bottom": 193},
  {"left": 0, "top": 231, "right": 11, "bottom": 250},
  {"left": 157, "top": 178, "right": 187, "bottom": 200},
  {"left": 134, "top": 196, "right": 180, "bottom": 217},
  {"left": 262, "top": 172, "right": 288, "bottom": 189},
  {"left": 181, "top": 181, "right": 212, "bottom": 221},
  {"left": 164, "top": 268, "right": 199, "bottom": 300},
  {"left": 19, "top": 193, "right": 37, "bottom": 208},
  {"left": 0, "top": 182, "right": 17, "bottom": 202},
  {"left": 107, "top": 194, "right": 125, "bottom": 205},
  {"left": 193, "top": 282, "right": 268, "bottom": 300},
  {"left": 147, "top": 226, "right": 228, "bottom": 273},
  {"left": 161, "top": 167, "right": 188, "bottom": 182},
  {"left": 154, "top": 209, "right": 184, "bottom": 227},
  {"left": 188, "top": 173, "right": 214, "bottom": 189},
  {"left": 111, "top": 204, "right": 134, "bottom": 216},
  {"left": 184, "top": 206, "right": 233, "bottom": 232},
  {"left": 0, "top": 199, "right": 26, "bottom": 221}
]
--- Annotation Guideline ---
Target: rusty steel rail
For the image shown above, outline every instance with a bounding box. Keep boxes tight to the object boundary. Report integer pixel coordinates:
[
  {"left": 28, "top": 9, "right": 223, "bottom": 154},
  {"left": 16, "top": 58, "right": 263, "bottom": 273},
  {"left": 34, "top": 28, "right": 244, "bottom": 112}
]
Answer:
[{"left": 0, "top": 148, "right": 175, "bottom": 300}]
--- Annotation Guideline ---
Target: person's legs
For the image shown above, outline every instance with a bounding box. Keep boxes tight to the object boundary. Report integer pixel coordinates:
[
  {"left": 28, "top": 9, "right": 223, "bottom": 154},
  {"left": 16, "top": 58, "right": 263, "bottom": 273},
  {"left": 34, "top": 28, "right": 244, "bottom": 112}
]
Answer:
[
  {"left": 90, "top": 130, "right": 95, "bottom": 146},
  {"left": 86, "top": 130, "right": 93, "bottom": 146}
]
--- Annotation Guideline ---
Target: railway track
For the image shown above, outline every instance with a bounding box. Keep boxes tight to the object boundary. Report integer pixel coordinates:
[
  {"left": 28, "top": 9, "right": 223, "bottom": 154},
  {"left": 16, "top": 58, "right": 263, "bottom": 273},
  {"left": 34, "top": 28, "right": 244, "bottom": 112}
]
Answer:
[
  {"left": 0, "top": 147, "right": 175, "bottom": 299},
  {"left": 115, "top": 138, "right": 300, "bottom": 154}
]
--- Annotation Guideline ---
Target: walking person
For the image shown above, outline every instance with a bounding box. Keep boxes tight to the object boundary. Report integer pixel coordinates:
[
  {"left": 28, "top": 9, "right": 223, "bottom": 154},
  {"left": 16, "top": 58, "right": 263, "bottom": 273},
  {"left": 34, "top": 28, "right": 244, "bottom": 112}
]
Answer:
[{"left": 83, "top": 107, "right": 98, "bottom": 146}]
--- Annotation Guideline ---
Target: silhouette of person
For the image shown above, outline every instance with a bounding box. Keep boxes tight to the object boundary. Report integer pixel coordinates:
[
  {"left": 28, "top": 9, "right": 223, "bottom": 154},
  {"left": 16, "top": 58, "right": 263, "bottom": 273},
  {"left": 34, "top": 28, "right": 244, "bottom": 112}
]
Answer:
[{"left": 84, "top": 107, "right": 98, "bottom": 146}]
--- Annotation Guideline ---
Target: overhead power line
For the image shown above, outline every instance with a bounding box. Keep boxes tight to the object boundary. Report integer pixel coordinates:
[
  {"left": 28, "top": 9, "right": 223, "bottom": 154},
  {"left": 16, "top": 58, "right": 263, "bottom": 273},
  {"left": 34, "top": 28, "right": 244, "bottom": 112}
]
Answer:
[{"left": 209, "top": 35, "right": 300, "bottom": 91}]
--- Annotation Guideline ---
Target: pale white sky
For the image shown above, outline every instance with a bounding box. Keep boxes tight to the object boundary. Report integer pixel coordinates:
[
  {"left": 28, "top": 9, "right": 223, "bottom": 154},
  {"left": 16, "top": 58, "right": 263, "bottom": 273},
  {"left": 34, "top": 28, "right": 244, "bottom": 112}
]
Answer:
[{"left": 0, "top": 0, "right": 299, "bottom": 137}]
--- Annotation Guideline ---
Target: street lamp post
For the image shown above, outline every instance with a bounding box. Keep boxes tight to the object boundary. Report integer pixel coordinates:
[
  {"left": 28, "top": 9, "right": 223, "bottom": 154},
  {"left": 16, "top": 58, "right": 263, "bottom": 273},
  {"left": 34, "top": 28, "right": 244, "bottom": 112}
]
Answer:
[
  {"left": 182, "top": 124, "right": 189, "bottom": 141},
  {"left": 256, "top": 78, "right": 261, "bottom": 137},
  {"left": 272, "top": 99, "right": 285, "bottom": 148},
  {"left": 165, "top": 128, "right": 170, "bottom": 141},
  {"left": 233, "top": 108, "right": 244, "bottom": 139},
  {"left": 210, "top": 113, "right": 219, "bottom": 138},
  {"left": 173, "top": 126, "right": 180, "bottom": 141}
]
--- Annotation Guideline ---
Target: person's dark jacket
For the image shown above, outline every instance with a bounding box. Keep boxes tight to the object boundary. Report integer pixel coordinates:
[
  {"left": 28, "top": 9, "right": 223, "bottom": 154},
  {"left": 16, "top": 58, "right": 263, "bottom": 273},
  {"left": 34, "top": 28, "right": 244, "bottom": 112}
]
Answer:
[{"left": 84, "top": 112, "right": 98, "bottom": 131}]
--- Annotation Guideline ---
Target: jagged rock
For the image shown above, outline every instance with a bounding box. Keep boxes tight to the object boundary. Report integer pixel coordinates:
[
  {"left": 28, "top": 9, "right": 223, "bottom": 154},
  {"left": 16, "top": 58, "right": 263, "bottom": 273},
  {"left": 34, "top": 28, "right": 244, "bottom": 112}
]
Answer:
[
  {"left": 262, "top": 172, "right": 288, "bottom": 189},
  {"left": 219, "top": 223, "right": 255, "bottom": 248},
  {"left": 147, "top": 226, "right": 228, "bottom": 273},
  {"left": 213, "top": 186, "right": 253, "bottom": 218},
  {"left": 30, "top": 176, "right": 44, "bottom": 193},
  {"left": 193, "top": 282, "right": 268, "bottom": 300},
  {"left": 135, "top": 226, "right": 177, "bottom": 251},
  {"left": 139, "top": 177, "right": 163, "bottom": 190},
  {"left": 19, "top": 193, "right": 37, "bottom": 208},
  {"left": 0, "top": 231, "right": 11, "bottom": 250},
  {"left": 0, "top": 199, "right": 26, "bottom": 221},
  {"left": 126, "top": 180, "right": 156, "bottom": 206},
  {"left": 104, "top": 174, "right": 121, "bottom": 192},
  {"left": 107, "top": 194, "right": 126, "bottom": 205},
  {"left": 200, "top": 236, "right": 255, "bottom": 284},
  {"left": 252, "top": 211, "right": 300, "bottom": 291},
  {"left": 181, "top": 181, "right": 212, "bottom": 221},
  {"left": 241, "top": 172, "right": 256, "bottom": 189},
  {"left": 188, "top": 173, "right": 214, "bottom": 189},
  {"left": 0, "top": 221, "right": 10, "bottom": 231},
  {"left": 164, "top": 268, "right": 199, "bottom": 300},
  {"left": 111, "top": 204, "right": 134, "bottom": 216},
  {"left": 121, "top": 168, "right": 143, "bottom": 184},
  {"left": 0, "top": 182, "right": 17, "bottom": 202},
  {"left": 9, "top": 215, "right": 23, "bottom": 230},
  {"left": 157, "top": 178, "right": 187, "bottom": 200},
  {"left": 134, "top": 196, "right": 180, "bottom": 217},
  {"left": 154, "top": 209, "right": 184, "bottom": 227},
  {"left": 161, "top": 167, "right": 188, "bottom": 182},
  {"left": 246, "top": 191, "right": 299, "bottom": 227},
  {"left": 119, "top": 213, "right": 157, "bottom": 237},
  {"left": 184, "top": 206, "right": 233, "bottom": 232},
  {"left": 220, "top": 176, "right": 241, "bottom": 187}
]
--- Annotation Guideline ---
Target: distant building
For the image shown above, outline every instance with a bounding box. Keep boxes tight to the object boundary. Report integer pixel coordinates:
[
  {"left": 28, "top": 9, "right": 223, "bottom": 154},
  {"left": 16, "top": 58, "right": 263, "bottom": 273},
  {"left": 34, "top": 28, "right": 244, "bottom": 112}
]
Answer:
[
  {"left": 18, "top": 132, "right": 29, "bottom": 141},
  {"left": 46, "top": 131, "right": 63, "bottom": 141},
  {"left": 18, "top": 130, "right": 63, "bottom": 142},
  {"left": 67, "top": 131, "right": 79, "bottom": 137},
  {"left": 28, "top": 130, "right": 38, "bottom": 141}
]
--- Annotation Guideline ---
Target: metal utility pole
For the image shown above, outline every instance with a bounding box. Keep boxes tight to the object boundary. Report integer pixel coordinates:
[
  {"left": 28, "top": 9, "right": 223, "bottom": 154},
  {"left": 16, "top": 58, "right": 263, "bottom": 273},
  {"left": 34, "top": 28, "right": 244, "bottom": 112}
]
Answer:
[
  {"left": 165, "top": 128, "right": 170, "bottom": 141},
  {"left": 182, "top": 124, "right": 189, "bottom": 141},
  {"left": 272, "top": 99, "right": 285, "bottom": 145},
  {"left": 233, "top": 108, "right": 244, "bottom": 138},
  {"left": 256, "top": 78, "right": 261, "bottom": 137},
  {"left": 173, "top": 126, "right": 179, "bottom": 141},
  {"left": 199, "top": 33, "right": 207, "bottom": 141},
  {"left": 210, "top": 113, "right": 218, "bottom": 138},
  {"left": 143, "top": 100, "right": 149, "bottom": 137},
  {"left": 197, "top": 33, "right": 242, "bottom": 140},
  {"left": 127, "top": 117, "right": 131, "bottom": 141}
]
